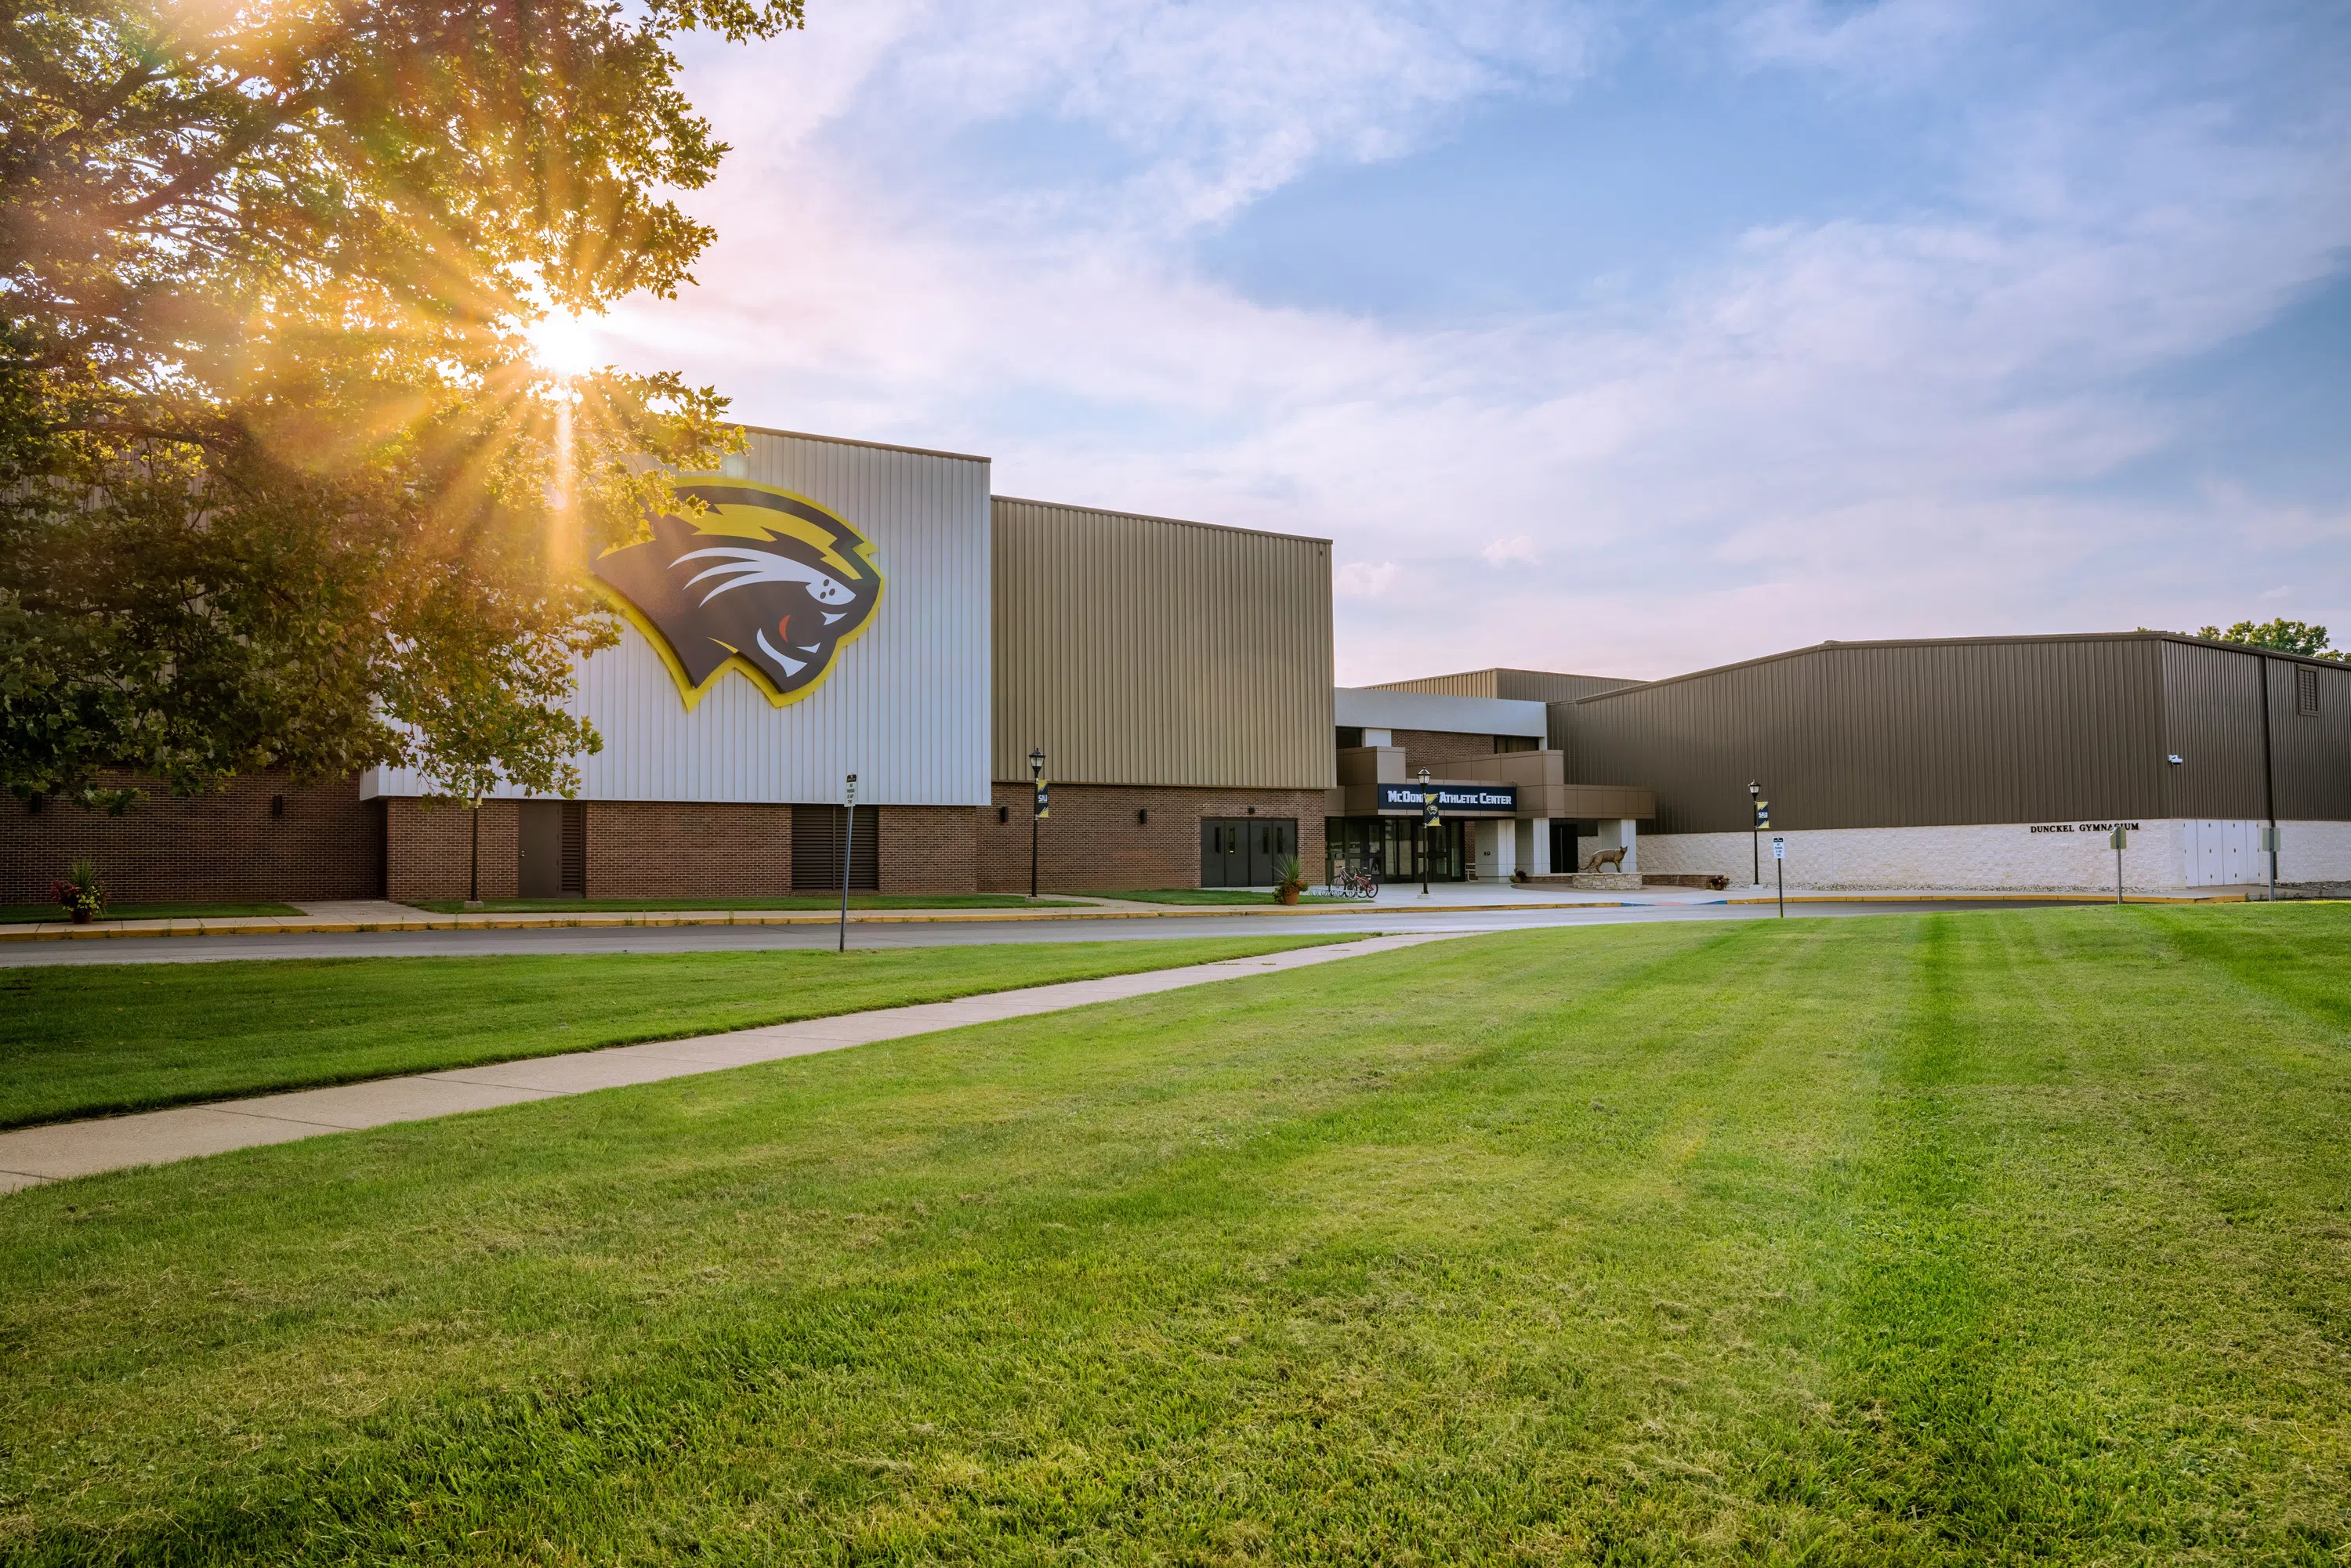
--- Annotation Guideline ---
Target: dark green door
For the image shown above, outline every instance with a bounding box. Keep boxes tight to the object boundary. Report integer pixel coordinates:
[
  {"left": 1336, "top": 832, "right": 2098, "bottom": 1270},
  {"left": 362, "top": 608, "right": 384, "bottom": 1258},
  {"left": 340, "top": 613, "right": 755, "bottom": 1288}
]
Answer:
[
  {"left": 1201, "top": 819, "right": 1245, "bottom": 886},
  {"left": 1245, "top": 819, "right": 1297, "bottom": 885}
]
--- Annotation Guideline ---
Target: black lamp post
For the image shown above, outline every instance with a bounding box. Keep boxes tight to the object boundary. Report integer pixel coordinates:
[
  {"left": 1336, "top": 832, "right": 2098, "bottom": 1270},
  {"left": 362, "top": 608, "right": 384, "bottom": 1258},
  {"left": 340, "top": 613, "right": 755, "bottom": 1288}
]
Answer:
[
  {"left": 1418, "top": 767, "right": 1433, "bottom": 897},
  {"left": 1748, "top": 780, "right": 1760, "bottom": 888},
  {"left": 466, "top": 793, "right": 483, "bottom": 911},
  {"left": 1029, "top": 746, "right": 1046, "bottom": 900}
]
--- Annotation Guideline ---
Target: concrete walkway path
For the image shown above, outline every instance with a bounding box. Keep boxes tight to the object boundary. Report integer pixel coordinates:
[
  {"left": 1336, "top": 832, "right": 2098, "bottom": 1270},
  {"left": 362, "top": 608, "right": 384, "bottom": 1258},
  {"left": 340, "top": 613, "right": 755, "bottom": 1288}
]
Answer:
[{"left": 0, "top": 932, "right": 1447, "bottom": 1194}]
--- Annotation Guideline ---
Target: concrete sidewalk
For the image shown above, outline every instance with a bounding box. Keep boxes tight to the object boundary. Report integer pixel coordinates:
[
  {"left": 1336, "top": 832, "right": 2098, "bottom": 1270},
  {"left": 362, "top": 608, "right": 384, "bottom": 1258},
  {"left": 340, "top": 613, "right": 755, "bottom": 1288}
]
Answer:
[
  {"left": 0, "top": 932, "right": 1448, "bottom": 1194},
  {"left": 2, "top": 882, "right": 2249, "bottom": 947}
]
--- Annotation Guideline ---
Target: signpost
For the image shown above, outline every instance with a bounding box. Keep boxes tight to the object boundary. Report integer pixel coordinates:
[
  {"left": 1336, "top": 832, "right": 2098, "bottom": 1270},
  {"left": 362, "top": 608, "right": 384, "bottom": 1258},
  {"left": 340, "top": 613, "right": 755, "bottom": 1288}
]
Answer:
[
  {"left": 2110, "top": 824, "right": 2127, "bottom": 906},
  {"left": 838, "top": 773, "right": 857, "bottom": 951},
  {"left": 1772, "top": 835, "right": 1785, "bottom": 918}
]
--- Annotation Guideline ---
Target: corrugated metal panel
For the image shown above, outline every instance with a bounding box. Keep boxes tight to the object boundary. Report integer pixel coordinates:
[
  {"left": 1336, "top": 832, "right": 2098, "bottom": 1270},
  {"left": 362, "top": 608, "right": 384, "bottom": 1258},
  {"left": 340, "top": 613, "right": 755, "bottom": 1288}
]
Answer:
[
  {"left": 1371, "top": 668, "right": 1639, "bottom": 702},
  {"left": 2157, "top": 640, "right": 2266, "bottom": 819},
  {"left": 364, "top": 429, "right": 992, "bottom": 806},
  {"left": 1572, "top": 637, "right": 2172, "bottom": 832},
  {"left": 2272, "top": 658, "right": 2351, "bottom": 820},
  {"left": 991, "top": 498, "right": 1333, "bottom": 788}
]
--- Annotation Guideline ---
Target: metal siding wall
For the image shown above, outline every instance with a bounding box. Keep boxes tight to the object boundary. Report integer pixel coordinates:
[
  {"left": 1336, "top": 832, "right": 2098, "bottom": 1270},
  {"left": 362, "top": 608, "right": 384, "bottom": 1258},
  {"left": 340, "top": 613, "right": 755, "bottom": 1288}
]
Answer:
[
  {"left": 364, "top": 430, "right": 992, "bottom": 806},
  {"left": 1573, "top": 639, "right": 2170, "bottom": 832},
  {"left": 991, "top": 499, "right": 1334, "bottom": 788},
  {"left": 2157, "top": 641, "right": 2268, "bottom": 819},
  {"left": 2273, "top": 659, "right": 2351, "bottom": 820}
]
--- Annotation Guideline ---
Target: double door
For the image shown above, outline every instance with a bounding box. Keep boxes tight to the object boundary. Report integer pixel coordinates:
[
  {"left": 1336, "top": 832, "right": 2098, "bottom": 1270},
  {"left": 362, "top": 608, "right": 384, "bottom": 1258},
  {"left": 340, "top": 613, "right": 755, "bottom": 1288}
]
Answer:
[{"left": 1201, "top": 817, "right": 1297, "bottom": 887}]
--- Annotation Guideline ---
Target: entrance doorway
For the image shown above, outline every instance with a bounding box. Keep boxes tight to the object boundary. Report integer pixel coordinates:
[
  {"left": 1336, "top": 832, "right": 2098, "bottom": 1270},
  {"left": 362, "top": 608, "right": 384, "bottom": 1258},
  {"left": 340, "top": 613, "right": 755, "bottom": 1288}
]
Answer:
[{"left": 1200, "top": 817, "right": 1297, "bottom": 887}]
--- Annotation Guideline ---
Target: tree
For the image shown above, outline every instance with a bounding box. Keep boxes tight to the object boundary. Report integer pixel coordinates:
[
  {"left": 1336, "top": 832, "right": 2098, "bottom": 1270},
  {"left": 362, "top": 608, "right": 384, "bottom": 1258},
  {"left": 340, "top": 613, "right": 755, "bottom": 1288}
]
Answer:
[
  {"left": 2196, "top": 620, "right": 2346, "bottom": 662},
  {"left": 1, "top": 0, "right": 801, "bottom": 809}
]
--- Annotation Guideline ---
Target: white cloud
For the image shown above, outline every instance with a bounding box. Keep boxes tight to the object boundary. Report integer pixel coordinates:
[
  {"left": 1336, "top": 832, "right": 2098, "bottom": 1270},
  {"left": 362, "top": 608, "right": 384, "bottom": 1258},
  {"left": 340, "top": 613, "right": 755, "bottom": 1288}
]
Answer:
[{"left": 610, "top": 1, "right": 2351, "bottom": 686}]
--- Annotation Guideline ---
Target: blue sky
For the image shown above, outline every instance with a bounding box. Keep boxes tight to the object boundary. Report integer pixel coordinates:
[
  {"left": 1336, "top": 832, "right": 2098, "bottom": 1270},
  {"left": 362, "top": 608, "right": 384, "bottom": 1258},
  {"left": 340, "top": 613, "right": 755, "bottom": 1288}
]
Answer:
[{"left": 598, "top": 0, "right": 2351, "bottom": 683}]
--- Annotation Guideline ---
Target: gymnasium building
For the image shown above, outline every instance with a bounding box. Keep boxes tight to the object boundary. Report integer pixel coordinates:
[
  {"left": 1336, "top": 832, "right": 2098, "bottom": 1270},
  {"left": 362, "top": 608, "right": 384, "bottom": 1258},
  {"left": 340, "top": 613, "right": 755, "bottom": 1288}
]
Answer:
[{"left": 5, "top": 426, "right": 2348, "bottom": 900}]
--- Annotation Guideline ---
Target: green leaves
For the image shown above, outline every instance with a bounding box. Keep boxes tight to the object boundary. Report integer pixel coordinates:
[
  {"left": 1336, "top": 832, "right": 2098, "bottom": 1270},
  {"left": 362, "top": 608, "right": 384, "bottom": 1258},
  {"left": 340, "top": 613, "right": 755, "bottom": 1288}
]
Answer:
[{"left": 1, "top": 0, "right": 795, "bottom": 806}]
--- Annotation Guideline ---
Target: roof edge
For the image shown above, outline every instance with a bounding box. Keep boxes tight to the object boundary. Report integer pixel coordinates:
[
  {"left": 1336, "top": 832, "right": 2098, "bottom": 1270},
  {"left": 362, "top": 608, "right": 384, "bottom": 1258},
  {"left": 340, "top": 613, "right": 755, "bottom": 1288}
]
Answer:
[
  {"left": 992, "top": 494, "right": 1332, "bottom": 548},
  {"left": 736, "top": 422, "right": 991, "bottom": 465},
  {"left": 1574, "top": 629, "right": 2351, "bottom": 703}
]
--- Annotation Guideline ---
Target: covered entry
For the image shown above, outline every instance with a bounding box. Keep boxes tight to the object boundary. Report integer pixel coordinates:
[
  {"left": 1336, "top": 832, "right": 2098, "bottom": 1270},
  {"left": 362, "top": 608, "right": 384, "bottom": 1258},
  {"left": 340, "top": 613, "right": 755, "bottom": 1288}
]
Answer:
[{"left": 1201, "top": 817, "right": 1296, "bottom": 887}]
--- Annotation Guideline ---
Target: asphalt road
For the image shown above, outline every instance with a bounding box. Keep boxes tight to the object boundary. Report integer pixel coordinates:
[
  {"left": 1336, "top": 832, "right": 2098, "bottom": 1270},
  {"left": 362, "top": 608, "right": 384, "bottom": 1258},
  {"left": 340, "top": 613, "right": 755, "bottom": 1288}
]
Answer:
[{"left": 0, "top": 897, "right": 2086, "bottom": 967}]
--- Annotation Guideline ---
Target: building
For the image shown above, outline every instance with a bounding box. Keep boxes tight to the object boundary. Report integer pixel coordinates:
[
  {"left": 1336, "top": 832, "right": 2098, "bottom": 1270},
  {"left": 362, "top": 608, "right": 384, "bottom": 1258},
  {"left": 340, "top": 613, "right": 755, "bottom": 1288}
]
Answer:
[
  {"left": 1556, "top": 634, "right": 2351, "bottom": 893},
  {"left": 9, "top": 425, "right": 2350, "bottom": 904},
  {"left": 4, "top": 426, "right": 1334, "bottom": 904}
]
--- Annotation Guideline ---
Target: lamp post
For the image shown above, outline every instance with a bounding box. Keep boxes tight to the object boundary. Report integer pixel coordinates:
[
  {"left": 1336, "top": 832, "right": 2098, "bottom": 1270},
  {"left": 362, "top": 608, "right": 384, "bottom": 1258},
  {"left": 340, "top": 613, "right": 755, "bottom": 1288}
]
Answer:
[
  {"left": 1748, "top": 781, "right": 1763, "bottom": 888},
  {"left": 1029, "top": 746, "right": 1046, "bottom": 900},
  {"left": 1418, "top": 767, "right": 1434, "bottom": 897}
]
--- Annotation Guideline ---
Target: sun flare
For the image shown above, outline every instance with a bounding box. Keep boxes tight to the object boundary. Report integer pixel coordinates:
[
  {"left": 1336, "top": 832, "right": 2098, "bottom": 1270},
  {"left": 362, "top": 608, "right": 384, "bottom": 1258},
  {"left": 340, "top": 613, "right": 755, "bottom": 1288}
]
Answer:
[{"left": 525, "top": 311, "right": 600, "bottom": 378}]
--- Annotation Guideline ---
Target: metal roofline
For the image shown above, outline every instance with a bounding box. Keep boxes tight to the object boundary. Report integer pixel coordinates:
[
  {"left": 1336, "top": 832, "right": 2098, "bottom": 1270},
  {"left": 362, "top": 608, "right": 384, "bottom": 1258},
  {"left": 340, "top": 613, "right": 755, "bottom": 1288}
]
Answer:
[
  {"left": 734, "top": 422, "right": 992, "bottom": 465},
  {"left": 1570, "top": 629, "right": 2351, "bottom": 704},
  {"left": 993, "top": 495, "right": 1333, "bottom": 548}
]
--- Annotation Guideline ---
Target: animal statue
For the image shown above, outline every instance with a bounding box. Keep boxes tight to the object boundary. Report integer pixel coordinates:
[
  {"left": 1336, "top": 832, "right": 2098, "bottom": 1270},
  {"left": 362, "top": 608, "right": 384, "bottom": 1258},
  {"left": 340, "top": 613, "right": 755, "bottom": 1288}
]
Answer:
[{"left": 1585, "top": 846, "right": 1628, "bottom": 873}]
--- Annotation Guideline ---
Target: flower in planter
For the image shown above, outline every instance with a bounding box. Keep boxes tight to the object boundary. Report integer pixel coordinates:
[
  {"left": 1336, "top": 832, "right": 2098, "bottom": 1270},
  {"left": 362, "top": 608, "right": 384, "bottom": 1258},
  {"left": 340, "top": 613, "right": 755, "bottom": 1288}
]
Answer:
[{"left": 53, "top": 858, "right": 110, "bottom": 920}]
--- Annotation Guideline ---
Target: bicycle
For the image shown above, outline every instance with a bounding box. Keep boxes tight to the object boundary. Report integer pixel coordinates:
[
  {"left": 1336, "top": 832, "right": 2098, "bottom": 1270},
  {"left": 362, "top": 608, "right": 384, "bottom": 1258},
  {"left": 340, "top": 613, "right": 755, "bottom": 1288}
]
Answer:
[{"left": 1322, "top": 862, "right": 1380, "bottom": 901}]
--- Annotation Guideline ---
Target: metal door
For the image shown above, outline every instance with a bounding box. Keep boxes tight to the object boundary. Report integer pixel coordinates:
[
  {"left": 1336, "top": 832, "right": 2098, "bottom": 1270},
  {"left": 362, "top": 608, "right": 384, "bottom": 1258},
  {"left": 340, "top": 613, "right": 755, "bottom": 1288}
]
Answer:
[
  {"left": 1200, "top": 819, "right": 1246, "bottom": 886},
  {"left": 1245, "top": 819, "right": 1297, "bottom": 885},
  {"left": 516, "top": 801, "right": 565, "bottom": 898}
]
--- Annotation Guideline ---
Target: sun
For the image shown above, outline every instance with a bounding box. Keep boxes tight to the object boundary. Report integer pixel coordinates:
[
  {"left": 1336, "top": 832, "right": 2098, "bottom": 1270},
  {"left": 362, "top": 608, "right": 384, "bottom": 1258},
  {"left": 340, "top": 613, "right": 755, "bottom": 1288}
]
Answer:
[{"left": 525, "top": 310, "right": 600, "bottom": 378}]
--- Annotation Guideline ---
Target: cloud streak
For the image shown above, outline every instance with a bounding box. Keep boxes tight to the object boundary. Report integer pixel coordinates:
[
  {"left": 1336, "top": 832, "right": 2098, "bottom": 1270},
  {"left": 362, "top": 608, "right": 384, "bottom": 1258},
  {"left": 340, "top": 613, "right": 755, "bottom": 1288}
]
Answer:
[{"left": 594, "top": 0, "right": 2351, "bottom": 683}]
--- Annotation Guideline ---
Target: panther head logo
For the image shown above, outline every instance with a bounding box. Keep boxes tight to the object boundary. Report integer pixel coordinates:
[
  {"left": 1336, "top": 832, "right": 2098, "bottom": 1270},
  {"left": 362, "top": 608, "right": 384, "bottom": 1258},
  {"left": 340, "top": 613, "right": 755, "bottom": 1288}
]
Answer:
[{"left": 591, "top": 478, "right": 884, "bottom": 708}]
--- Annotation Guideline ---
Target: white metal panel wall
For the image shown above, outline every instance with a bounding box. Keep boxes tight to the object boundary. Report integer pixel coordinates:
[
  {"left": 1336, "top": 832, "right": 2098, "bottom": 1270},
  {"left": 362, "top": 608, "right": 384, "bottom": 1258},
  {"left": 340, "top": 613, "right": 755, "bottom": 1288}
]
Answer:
[{"left": 364, "top": 428, "right": 992, "bottom": 806}]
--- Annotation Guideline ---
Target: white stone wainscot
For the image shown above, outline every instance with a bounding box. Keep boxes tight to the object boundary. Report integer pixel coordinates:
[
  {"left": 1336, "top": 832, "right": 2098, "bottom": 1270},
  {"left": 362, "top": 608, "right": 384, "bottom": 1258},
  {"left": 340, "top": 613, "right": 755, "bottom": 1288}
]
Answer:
[{"left": 1631, "top": 820, "right": 2351, "bottom": 893}]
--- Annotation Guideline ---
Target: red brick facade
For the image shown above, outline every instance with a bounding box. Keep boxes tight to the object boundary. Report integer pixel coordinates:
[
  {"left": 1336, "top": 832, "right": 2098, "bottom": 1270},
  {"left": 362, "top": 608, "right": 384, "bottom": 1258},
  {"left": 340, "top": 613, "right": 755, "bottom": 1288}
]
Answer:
[
  {"left": 2, "top": 772, "right": 382, "bottom": 906},
  {"left": 878, "top": 806, "right": 980, "bottom": 896},
  {"left": 581, "top": 801, "right": 795, "bottom": 899},
  {"left": 384, "top": 797, "right": 521, "bottom": 902},
  {"left": 978, "top": 782, "right": 1329, "bottom": 893},
  {"left": 1389, "top": 728, "right": 1508, "bottom": 771}
]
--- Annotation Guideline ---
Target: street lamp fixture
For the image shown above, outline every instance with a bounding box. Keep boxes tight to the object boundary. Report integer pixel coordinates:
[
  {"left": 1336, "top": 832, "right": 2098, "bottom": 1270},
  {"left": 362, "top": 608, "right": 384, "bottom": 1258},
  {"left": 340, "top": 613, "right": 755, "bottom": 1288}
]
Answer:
[
  {"left": 1748, "top": 780, "right": 1760, "bottom": 888},
  {"left": 1418, "top": 767, "right": 1433, "bottom": 897},
  {"left": 1028, "top": 746, "right": 1046, "bottom": 900}
]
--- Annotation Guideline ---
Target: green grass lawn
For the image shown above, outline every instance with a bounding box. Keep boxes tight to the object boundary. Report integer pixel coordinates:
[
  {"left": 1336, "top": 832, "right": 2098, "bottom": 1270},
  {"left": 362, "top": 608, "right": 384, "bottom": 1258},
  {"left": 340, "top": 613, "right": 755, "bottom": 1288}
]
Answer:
[
  {"left": 0, "top": 900, "right": 302, "bottom": 925},
  {"left": 0, "top": 934, "right": 1357, "bottom": 1129},
  {"left": 401, "top": 894, "right": 1092, "bottom": 913},
  {"left": 4, "top": 904, "right": 2349, "bottom": 1563},
  {"left": 1103, "top": 887, "right": 1354, "bottom": 905}
]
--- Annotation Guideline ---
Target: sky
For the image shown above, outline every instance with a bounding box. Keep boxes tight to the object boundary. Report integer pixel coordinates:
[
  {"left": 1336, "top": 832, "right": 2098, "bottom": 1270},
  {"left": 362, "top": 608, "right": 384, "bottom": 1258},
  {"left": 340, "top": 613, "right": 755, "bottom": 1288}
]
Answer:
[{"left": 585, "top": 0, "right": 2351, "bottom": 686}]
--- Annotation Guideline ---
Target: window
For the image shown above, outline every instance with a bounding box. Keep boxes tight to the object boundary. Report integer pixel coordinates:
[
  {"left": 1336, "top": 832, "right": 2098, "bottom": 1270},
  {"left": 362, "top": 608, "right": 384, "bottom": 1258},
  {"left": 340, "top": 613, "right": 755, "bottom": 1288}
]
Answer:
[{"left": 2297, "top": 665, "right": 2320, "bottom": 717}]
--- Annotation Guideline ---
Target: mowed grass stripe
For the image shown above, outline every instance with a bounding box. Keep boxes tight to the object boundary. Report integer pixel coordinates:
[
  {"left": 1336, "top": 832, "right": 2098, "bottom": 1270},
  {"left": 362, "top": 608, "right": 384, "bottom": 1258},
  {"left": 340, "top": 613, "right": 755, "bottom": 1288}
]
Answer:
[
  {"left": 0, "top": 932, "right": 1361, "bottom": 1129},
  {"left": 2, "top": 908, "right": 2347, "bottom": 1563}
]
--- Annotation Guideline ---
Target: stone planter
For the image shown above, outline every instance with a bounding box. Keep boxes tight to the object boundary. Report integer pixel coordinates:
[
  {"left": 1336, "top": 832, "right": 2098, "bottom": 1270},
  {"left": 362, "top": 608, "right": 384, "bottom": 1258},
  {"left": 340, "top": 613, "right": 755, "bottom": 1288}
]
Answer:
[
  {"left": 70, "top": 907, "right": 92, "bottom": 924},
  {"left": 1277, "top": 886, "right": 1300, "bottom": 905}
]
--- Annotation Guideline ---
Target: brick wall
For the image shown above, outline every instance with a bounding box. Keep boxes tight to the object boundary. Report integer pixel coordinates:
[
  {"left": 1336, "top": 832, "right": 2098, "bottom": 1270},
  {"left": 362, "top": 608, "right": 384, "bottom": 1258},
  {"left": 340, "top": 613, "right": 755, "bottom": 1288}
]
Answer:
[
  {"left": 977, "top": 783, "right": 1329, "bottom": 893},
  {"left": 2, "top": 772, "right": 381, "bottom": 905},
  {"left": 878, "top": 806, "right": 980, "bottom": 895},
  {"left": 582, "top": 802, "right": 795, "bottom": 898},
  {"left": 1391, "top": 728, "right": 1505, "bottom": 771},
  {"left": 385, "top": 798, "right": 520, "bottom": 901}
]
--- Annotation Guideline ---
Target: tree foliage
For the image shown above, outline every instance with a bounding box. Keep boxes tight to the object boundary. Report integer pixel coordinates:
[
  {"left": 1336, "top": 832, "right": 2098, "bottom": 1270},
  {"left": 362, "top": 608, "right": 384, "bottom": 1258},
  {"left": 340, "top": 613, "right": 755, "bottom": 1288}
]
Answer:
[
  {"left": 2196, "top": 620, "right": 2346, "bottom": 661},
  {"left": 1, "top": 0, "right": 801, "bottom": 807}
]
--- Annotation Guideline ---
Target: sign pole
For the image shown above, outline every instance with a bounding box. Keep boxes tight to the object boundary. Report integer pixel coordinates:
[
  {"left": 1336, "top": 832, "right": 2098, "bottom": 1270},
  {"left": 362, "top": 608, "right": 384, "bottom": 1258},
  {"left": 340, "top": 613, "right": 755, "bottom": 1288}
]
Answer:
[
  {"left": 839, "top": 773, "right": 857, "bottom": 952},
  {"left": 1773, "top": 835, "right": 1785, "bottom": 918}
]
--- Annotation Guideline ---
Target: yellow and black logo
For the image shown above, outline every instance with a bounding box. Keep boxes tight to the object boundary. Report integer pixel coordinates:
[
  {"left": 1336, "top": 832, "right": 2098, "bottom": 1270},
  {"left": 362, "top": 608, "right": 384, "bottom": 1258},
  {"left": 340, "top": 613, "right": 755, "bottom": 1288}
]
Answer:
[{"left": 592, "top": 478, "right": 884, "bottom": 709}]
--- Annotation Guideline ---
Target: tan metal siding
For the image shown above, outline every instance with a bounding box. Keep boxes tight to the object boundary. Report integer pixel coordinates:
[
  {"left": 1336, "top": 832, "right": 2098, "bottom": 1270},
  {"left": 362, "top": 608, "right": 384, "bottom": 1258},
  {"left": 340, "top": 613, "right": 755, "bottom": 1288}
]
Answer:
[
  {"left": 1373, "top": 668, "right": 1639, "bottom": 702},
  {"left": 991, "top": 498, "right": 1334, "bottom": 788},
  {"left": 1573, "top": 639, "right": 2172, "bottom": 832}
]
